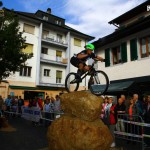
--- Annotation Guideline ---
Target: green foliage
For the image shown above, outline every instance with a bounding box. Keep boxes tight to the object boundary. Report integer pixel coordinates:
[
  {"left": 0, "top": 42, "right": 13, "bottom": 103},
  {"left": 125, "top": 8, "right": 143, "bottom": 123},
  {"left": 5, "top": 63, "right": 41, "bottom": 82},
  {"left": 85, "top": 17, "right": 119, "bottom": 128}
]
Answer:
[
  {"left": 0, "top": 1, "right": 2, "bottom": 7},
  {"left": 0, "top": 9, "right": 33, "bottom": 81}
]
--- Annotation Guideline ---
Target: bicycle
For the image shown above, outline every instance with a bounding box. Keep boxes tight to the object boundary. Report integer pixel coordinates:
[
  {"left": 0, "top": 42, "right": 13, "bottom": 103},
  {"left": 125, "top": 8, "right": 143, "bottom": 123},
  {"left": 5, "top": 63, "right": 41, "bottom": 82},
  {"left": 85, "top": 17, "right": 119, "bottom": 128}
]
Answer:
[{"left": 65, "top": 60, "right": 109, "bottom": 96}]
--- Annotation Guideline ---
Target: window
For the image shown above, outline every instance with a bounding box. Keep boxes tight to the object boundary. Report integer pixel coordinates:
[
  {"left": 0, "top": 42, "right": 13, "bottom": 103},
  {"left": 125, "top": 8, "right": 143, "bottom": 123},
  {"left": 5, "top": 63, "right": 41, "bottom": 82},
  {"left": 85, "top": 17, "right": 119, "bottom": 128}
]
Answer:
[
  {"left": 56, "top": 51, "right": 62, "bottom": 62},
  {"left": 105, "top": 42, "right": 127, "bottom": 67},
  {"left": 55, "top": 20, "right": 61, "bottom": 25},
  {"left": 74, "top": 38, "right": 81, "bottom": 47},
  {"left": 41, "top": 47, "right": 48, "bottom": 54},
  {"left": 22, "top": 43, "right": 33, "bottom": 54},
  {"left": 112, "top": 46, "right": 121, "bottom": 64},
  {"left": 44, "top": 69, "right": 50, "bottom": 77},
  {"left": 56, "top": 70, "right": 62, "bottom": 83},
  {"left": 140, "top": 36, "right": 150, "bottom": 58},
  {"left": 20, "top": 66, "right": 32, "bottom": 77},
  {"left": 57, "top": 34, "right": 63, "bottom": 43},
  {"left": 43, "top": 16, "right": 48, "bottom": 21},
  {"left": 23, "top": 24, "right": 35, "bottom": 34},
  {"left": 42, "top": 30, "right": 49, "bottom": 39}
]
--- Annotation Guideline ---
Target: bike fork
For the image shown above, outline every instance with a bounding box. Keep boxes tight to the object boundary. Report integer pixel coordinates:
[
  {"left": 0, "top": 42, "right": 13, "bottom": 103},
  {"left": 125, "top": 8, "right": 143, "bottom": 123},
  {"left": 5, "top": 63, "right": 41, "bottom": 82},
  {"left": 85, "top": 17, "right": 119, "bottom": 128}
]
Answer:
[{"left": 94, "top": 73, "right": 100, "bottom": 84}]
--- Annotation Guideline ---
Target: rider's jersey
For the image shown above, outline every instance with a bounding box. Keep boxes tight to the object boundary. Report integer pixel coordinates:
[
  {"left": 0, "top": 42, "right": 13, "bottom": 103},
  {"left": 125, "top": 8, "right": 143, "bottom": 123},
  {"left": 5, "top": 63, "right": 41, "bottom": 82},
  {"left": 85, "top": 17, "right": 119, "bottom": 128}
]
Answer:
[{"left": 74, "top": 50, "right": 97, "bottom": 62}]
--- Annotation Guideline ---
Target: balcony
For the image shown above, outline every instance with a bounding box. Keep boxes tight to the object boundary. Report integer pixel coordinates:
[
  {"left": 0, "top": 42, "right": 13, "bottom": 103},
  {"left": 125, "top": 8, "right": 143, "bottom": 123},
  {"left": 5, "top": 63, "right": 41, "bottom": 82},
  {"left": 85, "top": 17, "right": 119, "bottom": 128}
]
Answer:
[
  {"left": 38, "top": 82, "right": 65, "bottom": 88},
  {"left": 40, "top": 57, "right": 68, "bottom": 67},
  {"left": 42, "top": 35, "right": 68, "bottom": 48}
]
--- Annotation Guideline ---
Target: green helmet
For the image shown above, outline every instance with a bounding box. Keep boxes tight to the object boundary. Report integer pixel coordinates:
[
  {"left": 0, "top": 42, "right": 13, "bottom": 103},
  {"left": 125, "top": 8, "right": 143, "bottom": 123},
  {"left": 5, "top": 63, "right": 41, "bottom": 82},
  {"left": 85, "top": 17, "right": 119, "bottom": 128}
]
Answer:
[{"left": 85, "top": 43, "right": 95, "bottom": 51}]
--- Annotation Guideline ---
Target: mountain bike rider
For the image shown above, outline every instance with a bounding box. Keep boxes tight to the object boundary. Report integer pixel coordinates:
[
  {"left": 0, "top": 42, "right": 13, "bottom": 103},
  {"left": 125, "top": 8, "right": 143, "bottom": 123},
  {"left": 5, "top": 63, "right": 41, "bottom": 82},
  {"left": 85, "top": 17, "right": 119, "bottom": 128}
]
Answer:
[{"left": 70, "top": 43, "right": 104, "bottom": 82}]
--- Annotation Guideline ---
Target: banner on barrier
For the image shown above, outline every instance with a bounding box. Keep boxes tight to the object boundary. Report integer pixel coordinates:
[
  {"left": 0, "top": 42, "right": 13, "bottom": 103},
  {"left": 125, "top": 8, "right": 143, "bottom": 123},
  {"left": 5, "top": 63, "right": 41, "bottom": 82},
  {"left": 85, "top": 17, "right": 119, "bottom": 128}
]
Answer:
[{"left": 21, "top": 106, "right": 41, "bottom": 122}]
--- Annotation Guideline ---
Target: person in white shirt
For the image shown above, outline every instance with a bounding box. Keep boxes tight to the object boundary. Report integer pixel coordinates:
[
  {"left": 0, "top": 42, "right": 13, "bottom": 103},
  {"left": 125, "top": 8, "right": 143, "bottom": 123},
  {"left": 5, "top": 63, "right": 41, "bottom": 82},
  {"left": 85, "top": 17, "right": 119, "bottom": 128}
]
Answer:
[{"left": 43, "top": 98, "right": 51, "bottom": 127}]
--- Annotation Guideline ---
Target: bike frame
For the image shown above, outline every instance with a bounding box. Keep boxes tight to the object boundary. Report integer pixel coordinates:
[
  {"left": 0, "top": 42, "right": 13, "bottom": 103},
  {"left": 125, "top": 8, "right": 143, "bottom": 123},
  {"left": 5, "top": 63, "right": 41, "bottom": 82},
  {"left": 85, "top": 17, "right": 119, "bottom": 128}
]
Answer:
[{"left": 80, "top": 61, "right": 98, "bottom": 83}]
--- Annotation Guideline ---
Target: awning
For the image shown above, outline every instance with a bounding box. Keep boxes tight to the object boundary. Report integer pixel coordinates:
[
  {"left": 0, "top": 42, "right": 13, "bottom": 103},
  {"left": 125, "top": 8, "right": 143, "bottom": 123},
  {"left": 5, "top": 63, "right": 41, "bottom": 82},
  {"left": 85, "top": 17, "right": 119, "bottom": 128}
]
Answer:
[
  {"left": 91, "top": 81, "right": 135, "bottom": 95},
  {"left": 9, "top": 85, "right": 58, "bottom": 91}
]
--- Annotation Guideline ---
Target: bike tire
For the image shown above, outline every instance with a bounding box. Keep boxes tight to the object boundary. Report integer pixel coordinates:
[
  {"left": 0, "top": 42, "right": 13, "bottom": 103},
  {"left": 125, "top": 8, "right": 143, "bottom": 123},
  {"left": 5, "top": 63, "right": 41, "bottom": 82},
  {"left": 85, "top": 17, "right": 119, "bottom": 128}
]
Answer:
[
  {"left": 89, "top": 70, "right": 109, "bottom": 96},
  {"left": 65, "top": 72, "right": 80, "bottom": 93}
]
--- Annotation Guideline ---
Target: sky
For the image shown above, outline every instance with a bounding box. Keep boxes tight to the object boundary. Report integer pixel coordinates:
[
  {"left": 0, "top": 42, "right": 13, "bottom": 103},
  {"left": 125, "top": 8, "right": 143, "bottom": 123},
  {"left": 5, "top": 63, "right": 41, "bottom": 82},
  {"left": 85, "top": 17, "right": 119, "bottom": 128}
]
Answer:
[{"left": 1, "top": 0, "right": 147, "bottom": 40}]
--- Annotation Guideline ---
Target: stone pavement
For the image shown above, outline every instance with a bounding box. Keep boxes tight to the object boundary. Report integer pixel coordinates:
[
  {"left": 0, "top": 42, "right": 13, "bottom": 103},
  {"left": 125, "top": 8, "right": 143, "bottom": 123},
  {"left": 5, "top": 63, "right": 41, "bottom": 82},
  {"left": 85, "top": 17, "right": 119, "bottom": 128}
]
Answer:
[{"left": 0, "top": 117, "right": 147, "bottom": 150}]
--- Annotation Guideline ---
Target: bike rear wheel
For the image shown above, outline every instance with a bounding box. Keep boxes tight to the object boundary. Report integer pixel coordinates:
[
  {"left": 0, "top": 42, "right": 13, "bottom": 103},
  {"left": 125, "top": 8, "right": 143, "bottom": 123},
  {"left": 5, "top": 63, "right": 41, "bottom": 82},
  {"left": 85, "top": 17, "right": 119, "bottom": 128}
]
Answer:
[
  {"left": 65, "top": 72, "right": 80, "bottom": 93},
  {"left": 89, "top": 70, "right": 109, "bottom": 96}
]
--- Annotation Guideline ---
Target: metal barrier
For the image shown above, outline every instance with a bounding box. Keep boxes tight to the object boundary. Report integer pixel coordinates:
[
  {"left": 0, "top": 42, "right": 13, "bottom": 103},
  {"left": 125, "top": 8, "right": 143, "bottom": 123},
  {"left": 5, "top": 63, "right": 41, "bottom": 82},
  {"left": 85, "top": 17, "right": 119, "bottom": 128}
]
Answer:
[
  {"left": 114, "top": 114, "right": 150, "bottom": 150},
  {"left": 3, "top": 106, "right": 64, "bottom": 123}
]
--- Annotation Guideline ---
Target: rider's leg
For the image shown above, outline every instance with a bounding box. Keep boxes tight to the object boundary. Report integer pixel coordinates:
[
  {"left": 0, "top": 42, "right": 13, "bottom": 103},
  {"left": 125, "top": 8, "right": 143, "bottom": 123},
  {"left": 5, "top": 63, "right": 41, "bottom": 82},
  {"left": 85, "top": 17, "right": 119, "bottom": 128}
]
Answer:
[{"left": 77, "top": 63, "right": 84, "bottom": 77}]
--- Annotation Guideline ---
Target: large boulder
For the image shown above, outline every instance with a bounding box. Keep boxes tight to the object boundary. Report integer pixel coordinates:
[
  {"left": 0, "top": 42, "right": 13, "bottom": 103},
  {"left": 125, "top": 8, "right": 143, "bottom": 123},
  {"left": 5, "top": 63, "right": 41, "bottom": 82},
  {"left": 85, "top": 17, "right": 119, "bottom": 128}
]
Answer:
[
  {"left": 60, "top": 91, "right": 103, "bottom": 121},
  {"left": 47, "top": 115, "right": 113, "bottom": 150}
]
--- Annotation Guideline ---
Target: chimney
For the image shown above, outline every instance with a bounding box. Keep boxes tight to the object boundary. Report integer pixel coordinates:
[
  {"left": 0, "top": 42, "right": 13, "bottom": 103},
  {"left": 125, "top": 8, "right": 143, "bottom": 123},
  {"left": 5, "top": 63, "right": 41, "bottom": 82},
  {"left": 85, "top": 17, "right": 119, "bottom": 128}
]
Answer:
[{"left": 47, "top": 8, "right": 51, "bottom": 14}]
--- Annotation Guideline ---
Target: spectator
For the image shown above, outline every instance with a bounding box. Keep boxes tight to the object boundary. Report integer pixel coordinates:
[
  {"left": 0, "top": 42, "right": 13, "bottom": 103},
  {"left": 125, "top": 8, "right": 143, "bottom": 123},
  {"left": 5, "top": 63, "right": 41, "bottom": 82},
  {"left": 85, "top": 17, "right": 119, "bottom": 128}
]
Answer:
[
  {"left": 11, "top": 96, "right": 18, "bottom": 117},
  {"left": 144, "top": 95, "right": 150, "bottom": 123},
  {"left": 0, "top": 95, "right": 4, "bottom": 116},
  {"left": 18, "top": 96, "right": 24, "bottom": 114},
  {"left": 143, "top": 95, "right": 150, "bottom": 146},
  {"left": 133, "top": 94, "right": 143, "bottom": 116},
  {"left": 105, "top": 97, "right": 116, "bottom": 148},
  {"left": 115, "top": 98, "right": 126, "bottom": 132},
  {"left": 100, "top": 96, "right": 108, "bottom": 122},
  {"left": 54, "top": 95, "right": 61, "bottom": 112},
  {"left": 50, "top": 97, "right": 55, "bottom": 120},
  {"left": 5, "top": 95, "right": 12, "bottom": 117},
  {"left": 126, "top": 97, "right": 139, "bottom": 143},
  {"left": 37, "top": 97, "right": 43, "bottom": 111},
  {"left": 43, "top": 98, "right": 51, "bottom": 127}
]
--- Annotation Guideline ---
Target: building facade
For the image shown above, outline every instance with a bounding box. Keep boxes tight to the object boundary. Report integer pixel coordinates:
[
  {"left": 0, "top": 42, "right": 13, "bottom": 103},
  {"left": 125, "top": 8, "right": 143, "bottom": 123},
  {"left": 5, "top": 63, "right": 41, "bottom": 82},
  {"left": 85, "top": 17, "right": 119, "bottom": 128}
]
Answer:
[
  {"left": 0, "top": 8, "right": 94, "bottom": 99},
  {"left": 94, "top": 1, "right": 150, "bottom": 95}
]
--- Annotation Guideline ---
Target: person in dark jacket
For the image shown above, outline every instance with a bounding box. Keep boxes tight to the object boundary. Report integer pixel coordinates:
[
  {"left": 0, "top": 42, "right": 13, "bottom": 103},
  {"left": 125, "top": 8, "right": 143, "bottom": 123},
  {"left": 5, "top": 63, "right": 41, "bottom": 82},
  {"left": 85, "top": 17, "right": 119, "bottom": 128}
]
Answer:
[
  {"left": 143, "top": 95, "right": 150, "bottom": 146},
  {"left": 114, "top": 98, "right": 126, "bottom": 132}
]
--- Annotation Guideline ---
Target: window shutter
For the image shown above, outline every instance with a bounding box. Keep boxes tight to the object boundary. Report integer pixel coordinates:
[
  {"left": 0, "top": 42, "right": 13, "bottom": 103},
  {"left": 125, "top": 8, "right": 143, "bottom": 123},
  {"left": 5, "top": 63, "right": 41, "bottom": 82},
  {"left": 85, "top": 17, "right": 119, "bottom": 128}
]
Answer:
[
  {"left": 121, "top": 42, "right": 127, "bottom": 63},
  {"left": 23, "top": 24, "right": 35, "bottom": 34},
  {"left": 130, "top": 39, "right": 138, "bottom": 61},
  {"left": 22, "top": 44, "right": 33, "bottom": 54},
  {"left": 105, "top": 48, "right": 110, "bottom": 67},
  {"left": 74, "top": 38, "right": 81, "bottom": 47},
  {"left": 56, "top": 71, "right": 62, "bottom": 78},
  {"left": 56, "top": 51, "right": 62, "bottom": 57}
]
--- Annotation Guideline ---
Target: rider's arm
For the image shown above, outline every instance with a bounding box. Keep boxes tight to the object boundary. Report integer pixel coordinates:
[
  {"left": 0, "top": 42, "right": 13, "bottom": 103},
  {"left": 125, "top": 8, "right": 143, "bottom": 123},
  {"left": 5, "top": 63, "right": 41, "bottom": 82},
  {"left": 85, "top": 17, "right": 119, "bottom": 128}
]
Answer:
[{"left": 96, "top": 55, "right": 104, "bottom": 61}]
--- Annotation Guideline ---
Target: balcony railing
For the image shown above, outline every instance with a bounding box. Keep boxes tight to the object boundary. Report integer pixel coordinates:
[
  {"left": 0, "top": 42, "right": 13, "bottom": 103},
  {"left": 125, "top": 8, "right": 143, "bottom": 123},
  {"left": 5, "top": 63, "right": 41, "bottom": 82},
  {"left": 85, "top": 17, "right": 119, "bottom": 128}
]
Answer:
[
  {"left": 40, "top": 57, "right": 68, "bottom": 66},
  {"left": 42, "top": 35, "right": 68, "bottom": 46}
]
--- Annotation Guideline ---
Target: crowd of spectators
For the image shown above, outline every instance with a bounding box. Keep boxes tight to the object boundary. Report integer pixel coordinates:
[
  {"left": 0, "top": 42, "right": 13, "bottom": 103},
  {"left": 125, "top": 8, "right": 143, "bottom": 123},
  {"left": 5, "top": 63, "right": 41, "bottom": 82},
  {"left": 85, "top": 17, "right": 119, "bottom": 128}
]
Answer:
[
  {"left": 0, "top": 94, "right": 62, "bottom": 127},
  {"left": 100, "top": 94, "right": 150, "bottom": 148}
]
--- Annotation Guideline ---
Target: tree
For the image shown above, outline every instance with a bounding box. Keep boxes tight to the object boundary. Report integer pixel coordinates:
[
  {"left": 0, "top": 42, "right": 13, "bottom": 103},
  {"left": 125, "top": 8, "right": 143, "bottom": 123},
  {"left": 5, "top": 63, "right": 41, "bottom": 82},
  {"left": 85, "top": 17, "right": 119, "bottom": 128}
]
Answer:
[
  {"left": 0, "top": 1, "right": 2, "bottom": 7},
  {"left": 0, "top": 5, "right": 32, "bottom": 81}
]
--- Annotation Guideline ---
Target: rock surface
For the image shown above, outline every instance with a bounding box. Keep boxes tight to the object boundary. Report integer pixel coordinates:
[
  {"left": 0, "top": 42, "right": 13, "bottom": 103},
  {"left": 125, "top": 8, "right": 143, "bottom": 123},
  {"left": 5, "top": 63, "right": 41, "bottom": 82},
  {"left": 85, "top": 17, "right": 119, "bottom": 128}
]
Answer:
[
  {"left": 47, "top": 115, "right": 113, "bottom": 150},
  {"left": 60, "top": 91, "right": 103, "bottom": 121}
]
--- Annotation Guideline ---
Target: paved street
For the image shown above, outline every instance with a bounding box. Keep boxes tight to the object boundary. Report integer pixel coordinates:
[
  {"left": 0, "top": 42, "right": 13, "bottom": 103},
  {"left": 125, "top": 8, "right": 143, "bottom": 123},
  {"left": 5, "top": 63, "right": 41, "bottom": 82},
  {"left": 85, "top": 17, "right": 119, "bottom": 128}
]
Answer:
[
  {"left": 0, "top": 117, "right": 48, "bottom": 150},
  {"left": 0, "top": 117, "right": 148, "bottom": 150}
]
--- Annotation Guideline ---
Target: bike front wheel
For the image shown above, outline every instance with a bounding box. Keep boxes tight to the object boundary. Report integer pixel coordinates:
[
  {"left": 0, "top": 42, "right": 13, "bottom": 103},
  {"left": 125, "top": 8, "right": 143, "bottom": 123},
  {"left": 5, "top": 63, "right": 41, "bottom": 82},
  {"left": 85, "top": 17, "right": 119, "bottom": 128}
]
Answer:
[
  {"left": 65, "top": 72, "right": 80, "bottom": 93},
  {"left": 89, "top": 70, "right": 109, "bottom": 96}
]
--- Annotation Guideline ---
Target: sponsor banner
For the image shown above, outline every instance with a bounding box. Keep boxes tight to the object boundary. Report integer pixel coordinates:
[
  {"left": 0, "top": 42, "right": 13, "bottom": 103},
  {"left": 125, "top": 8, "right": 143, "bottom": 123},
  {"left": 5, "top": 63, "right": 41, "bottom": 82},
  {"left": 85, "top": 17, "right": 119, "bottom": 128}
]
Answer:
[{"left": 21, "top": 106, "right": 41, "bottom": 122}]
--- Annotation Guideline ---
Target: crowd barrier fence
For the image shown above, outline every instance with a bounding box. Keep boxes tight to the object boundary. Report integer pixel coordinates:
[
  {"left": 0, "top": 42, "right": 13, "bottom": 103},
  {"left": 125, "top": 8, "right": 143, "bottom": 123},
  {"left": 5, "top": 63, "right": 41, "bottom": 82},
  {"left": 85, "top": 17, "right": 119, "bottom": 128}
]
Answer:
[{"left": 114, "top": 114, "right": 150, "bottom": 150}]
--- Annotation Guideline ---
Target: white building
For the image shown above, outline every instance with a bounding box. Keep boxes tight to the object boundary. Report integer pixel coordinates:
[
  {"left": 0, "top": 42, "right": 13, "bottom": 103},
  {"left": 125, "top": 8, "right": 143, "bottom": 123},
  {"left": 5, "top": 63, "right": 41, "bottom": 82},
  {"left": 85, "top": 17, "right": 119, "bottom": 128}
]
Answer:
[
  {"left": 93, "top": 0, "right": 150, "bottom": 96},
  {"left": 0, "top": 8, "right": 94, "bottom": 99}
]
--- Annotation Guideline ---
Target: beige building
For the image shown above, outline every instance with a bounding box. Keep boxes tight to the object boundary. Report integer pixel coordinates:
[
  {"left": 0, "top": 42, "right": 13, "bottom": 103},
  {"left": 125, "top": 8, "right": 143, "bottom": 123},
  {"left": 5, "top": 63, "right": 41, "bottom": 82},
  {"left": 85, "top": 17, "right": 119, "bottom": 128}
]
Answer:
[{"left": 0, "top": 8, "right": 94, "bottom": 99}]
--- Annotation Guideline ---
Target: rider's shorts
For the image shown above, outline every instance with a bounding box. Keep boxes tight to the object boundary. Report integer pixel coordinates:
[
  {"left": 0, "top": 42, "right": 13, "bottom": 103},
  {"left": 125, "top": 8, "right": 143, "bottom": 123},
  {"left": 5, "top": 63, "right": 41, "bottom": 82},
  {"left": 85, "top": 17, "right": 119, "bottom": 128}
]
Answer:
[{"left": 70, "top": 57, "right": 86, "bottom": 68}]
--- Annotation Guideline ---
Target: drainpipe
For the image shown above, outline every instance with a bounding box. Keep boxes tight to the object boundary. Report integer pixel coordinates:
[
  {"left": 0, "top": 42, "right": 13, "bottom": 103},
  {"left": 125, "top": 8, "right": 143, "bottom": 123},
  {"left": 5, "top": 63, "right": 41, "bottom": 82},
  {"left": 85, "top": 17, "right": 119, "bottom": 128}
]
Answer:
[
  {"left": 36, "top": 22, "right": 43, "bottom": 86},
  {"left": 66, "top": 32, "right": 71, "bottom": 75}
]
